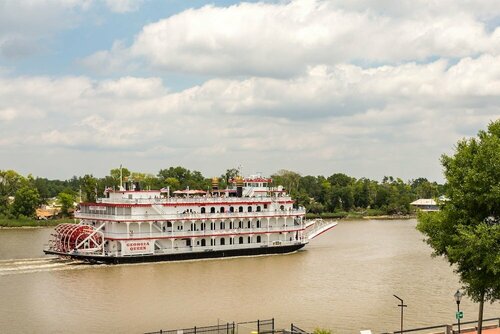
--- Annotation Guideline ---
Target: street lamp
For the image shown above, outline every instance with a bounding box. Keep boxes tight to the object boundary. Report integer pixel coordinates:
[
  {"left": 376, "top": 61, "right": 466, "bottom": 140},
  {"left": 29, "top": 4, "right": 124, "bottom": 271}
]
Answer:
[
  {"left": 455, "top": 290, "right": 463, "bottom": 334},
  {"left": 393, "top": 295, "right": 407, "bottom": 333}
]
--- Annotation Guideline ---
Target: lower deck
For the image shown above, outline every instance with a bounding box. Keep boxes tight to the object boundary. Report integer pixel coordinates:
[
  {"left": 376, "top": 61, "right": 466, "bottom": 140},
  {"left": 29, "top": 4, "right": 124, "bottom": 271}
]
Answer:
[{"left": 44, "top": 242, "right": 306, "bottom": 264}]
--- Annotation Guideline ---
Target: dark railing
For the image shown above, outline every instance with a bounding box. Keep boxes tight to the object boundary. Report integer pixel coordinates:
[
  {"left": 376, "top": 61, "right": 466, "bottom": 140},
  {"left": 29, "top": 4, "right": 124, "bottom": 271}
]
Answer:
[
  {"left": 145, "top": 318, "right": 276, "bottom": 334},
  {"left": 381, "top": 317, "right": 500, "bottom": 334},
  {"left": 290, "top": 324, "right": 309, "bottom": 334}
]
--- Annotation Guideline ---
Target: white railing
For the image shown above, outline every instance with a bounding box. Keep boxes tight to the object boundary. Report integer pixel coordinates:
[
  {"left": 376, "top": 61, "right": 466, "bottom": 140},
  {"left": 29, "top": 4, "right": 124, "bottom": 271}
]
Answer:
[
  {"left": 75, "top": 208, "right": 306, "bottom": 221},
  {"left": 103, "top": 225, "right": 304, "bottom": 239},
  {"left": 96, "top": 195, "right": 292, "bottom": 205}
]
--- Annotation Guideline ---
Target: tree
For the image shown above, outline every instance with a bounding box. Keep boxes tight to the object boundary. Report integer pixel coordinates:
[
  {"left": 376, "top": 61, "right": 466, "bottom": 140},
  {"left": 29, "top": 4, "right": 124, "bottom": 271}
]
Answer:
[
  {"left": 157, "top": 166, "right": 209, "bottom": 190},
  {"left": 58, "top": 192, "right": 75, "bottom": 217},
  {"left": 80, "top": 174, "right": 98, "bottom": 202},
  {"left": 272, "top": 169, "right": 301, "bottom": 196},
  {"left": 12, "top": 186, "right": 41, "bottom": 218},
  {"left": 110, "top": 167, "right": 131, "bottom": 184},
  {"left": 411, "top": 177, "right": 439, "bottom": 199},
  {"left": 417, "top": 120, "right": 500, "bottom": 333},
  {"left": 0, "top": 170, "right": 26, "bottom": 214},
  {"left": 221, "top": 168, "right": 239, "bottom": 188}
]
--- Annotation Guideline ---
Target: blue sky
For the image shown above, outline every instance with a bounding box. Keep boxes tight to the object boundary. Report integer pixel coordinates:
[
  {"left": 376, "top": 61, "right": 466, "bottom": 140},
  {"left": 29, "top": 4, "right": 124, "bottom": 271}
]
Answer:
[{"left": 1, "top": 0, "right": 499, "bottom": 182}]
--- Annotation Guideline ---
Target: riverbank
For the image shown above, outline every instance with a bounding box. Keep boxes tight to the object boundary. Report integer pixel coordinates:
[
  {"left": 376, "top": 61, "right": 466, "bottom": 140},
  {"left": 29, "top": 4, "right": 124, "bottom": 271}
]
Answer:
[
  {"left": 0, "top": 218, "right": 75, "bottom": 228},
  {"left": 305, "top": 212, "right": 415, "bottom": 220}
]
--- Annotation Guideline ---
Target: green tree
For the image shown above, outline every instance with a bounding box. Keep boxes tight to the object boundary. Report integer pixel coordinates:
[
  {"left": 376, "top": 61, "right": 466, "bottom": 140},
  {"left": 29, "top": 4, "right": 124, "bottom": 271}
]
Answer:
[
  {"left": 158, "top": 166, "right": 209, "bottom": 190},
  {"left": 220, "top": 168, "right": 240, "bottom": 188},
  {"left": 417, "top": 120, "right": 500, "bottom": 333},
  {"left": 271, "top": 169, "right": 301, "bottom": 196},
  {"left": 12, "top": 186, "right": 41, "bottom": 218},
  {"left": 58, "top": 192, "right": 75, "bottom": 217},
  {"left": 299, "top": 175, "right": 323, "bottom": 200},
  {"left": 110, "top": 167, "right": 131, "bottom": 184},
  {"left": 411, "top": 177, "right": 439, "bottom": 199},
  {"left": 0, "top": 170, "right": 26, "bottom": 214},
  {"left": 80, "top": 174, "right": 98, "bottom": 202},
  {"left": 164, "top": 177, "right": 181, "bottom": 192}
]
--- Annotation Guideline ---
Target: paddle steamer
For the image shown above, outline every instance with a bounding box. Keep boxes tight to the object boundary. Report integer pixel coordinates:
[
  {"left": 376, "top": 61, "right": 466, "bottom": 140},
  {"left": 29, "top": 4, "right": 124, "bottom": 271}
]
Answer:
[{"left": 44, "top": 175, "right": 336, "bottom": 264}]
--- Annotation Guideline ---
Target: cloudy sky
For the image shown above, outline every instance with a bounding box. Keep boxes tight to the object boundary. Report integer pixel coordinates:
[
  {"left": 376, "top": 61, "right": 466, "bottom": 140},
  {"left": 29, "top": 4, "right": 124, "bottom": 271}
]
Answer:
[{"left": 0, "top": 0, "right": 499, "bottom": 182}]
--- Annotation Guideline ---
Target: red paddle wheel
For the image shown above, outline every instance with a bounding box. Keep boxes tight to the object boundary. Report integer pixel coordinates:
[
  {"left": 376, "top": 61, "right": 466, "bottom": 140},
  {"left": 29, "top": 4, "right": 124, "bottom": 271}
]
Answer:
[{"left": 49, "top": 223, "right": 104, "bottom": 254}]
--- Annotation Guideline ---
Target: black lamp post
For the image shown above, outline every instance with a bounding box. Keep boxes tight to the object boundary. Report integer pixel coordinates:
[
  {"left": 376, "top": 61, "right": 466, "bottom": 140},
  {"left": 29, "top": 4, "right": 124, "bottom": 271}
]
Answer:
[
  {"left": 455, "top": 290, "right": 463, "bottom": 334},
  {"left": 393, "top": 295, "right": 407, "bottom": 333}
]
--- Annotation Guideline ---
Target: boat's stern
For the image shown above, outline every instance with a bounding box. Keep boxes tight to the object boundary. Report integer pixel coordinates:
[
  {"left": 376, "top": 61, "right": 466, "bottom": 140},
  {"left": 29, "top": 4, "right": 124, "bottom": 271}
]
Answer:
[{"left": 45, "top": 223, "right": 105, "bottom": 258}]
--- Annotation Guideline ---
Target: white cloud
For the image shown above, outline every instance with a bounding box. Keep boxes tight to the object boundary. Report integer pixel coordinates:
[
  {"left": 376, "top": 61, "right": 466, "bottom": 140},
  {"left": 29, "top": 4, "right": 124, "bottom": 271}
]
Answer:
[
  {"left": 105, "top": 0, "right": 144, "bottom": 13},
  {"left": 84, "top": 0, "right": 500, "bottom": 77},
  {"left": 0, "top": 108, "right": 18, "bottom": 121},
  {"left": 1, "top": 53, "right": 499, "bottom": 180},
  {"left": 0, "top": 0, "right": 91, "bottom": 58}
]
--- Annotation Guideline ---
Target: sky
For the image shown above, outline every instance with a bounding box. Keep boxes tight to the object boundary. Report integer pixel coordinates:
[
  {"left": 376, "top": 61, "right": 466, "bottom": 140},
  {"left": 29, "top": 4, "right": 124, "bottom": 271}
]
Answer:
[{"left": 0, "top": 0, "right": 499, "bottom": 183}]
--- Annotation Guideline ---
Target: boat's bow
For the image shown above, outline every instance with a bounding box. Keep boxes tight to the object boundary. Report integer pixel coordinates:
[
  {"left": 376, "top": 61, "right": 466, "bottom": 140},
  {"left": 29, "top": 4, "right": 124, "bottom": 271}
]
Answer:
[{"left": 305, "top": 219, "right": 338, "bottom": 240}]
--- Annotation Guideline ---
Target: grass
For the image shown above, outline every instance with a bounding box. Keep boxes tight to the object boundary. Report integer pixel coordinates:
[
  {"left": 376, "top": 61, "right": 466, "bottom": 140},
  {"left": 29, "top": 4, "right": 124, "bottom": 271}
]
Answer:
[
  {"left": 306, "top": 209, "right": 414, "bottom": 220},
  {"left": 0, "top": 217, "right": 76, "bottom": 228}
]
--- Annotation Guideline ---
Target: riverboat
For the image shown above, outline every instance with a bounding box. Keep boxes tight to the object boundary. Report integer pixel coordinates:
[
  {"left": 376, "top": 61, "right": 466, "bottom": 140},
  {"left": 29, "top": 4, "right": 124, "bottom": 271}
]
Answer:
[{"left": 44, "top": 175, "right": 337, "bottom": 264}]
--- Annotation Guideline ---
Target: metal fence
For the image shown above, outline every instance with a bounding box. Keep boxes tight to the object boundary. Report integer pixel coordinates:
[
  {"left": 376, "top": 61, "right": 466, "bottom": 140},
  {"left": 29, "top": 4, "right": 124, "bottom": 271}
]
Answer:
[
  {"left": 381, "top": 317, "right": 500, "bottom": 334},
  {"left": 290, "top": 324, "right": 308, "bottom": 334},
  {"left": 145, "top": 318, "right": 276, "bottom": 334}
]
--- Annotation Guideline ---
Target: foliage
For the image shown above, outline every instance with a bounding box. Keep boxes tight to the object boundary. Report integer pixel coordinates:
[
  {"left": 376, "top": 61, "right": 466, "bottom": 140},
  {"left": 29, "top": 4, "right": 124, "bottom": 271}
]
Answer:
[
  {"left": 1, "top": 160, "right": 448, "bottom": 224},
  {"left": 110, "top": 167, "right": 130, "bottom": 183},
  {"left": 11, "top": 186, "right": 41, "bottom": 218},
  {"left": 417, "top": 120, "right": 500, "bottom": 333},
  {"left": 58, "top": 192, "right": 75, "bottom": 216},
  {"left": 157, "top": 166, "right": 210, "bottom": 191},
  {"left": 313, "top": 328, "right": 332, "bottom": 334},
  {"left": 219, "top": 168, "right": 240, "bottom": 188},
  {"left": 80, "top": 174, "right": 98, "bottom": 202},
  {"left": 0, "top": 217, "right": 74, "bottom": 227}
]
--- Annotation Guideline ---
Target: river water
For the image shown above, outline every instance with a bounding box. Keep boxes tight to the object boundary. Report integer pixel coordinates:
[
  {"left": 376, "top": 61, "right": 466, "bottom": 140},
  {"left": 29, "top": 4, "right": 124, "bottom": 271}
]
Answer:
[{"left": 0, "top": 219, "right": 498, "bottom": 334}]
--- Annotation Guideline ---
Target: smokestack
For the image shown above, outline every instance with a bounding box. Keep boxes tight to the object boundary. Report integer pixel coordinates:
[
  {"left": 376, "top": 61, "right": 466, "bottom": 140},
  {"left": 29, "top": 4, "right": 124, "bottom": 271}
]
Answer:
[
  {"left": 236, "top": 177, "right": 244, "bottom": 197},
  {"left": 211, "top": 177, "right": 219, "bottom": 193}
]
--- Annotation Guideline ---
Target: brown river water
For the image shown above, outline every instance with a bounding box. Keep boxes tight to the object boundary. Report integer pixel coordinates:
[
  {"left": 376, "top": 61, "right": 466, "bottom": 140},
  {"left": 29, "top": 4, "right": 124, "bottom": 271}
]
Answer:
[{"left": 0, "top": 219, "right": 498, "bottom": 334}]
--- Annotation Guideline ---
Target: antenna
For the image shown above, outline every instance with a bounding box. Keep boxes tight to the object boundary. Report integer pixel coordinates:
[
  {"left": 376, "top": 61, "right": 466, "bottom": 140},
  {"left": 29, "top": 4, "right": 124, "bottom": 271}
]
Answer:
[{"left": 119, "top": 164, "right": 123, "bottom": 190}]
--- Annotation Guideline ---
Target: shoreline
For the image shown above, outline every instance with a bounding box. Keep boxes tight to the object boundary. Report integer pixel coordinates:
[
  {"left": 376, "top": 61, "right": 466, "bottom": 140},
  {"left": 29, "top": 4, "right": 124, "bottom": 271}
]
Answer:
[
  {"left": 0, "top": 218, "right": 75, "bottom": 229},
  {"left": 0, "top": 225, "right": 54, "bottom": 229}
]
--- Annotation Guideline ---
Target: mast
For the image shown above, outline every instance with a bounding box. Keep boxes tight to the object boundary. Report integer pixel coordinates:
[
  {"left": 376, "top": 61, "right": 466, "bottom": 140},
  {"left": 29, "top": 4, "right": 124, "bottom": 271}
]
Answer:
[{"left": 119, "top": 164, "right": 123, "bottom": 190}]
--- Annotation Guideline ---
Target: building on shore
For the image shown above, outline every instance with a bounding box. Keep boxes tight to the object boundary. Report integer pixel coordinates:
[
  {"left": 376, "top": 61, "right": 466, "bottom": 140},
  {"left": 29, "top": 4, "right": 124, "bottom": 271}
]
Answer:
[{"left": 410, "top": 198, "right": 439, "bottom": 212}]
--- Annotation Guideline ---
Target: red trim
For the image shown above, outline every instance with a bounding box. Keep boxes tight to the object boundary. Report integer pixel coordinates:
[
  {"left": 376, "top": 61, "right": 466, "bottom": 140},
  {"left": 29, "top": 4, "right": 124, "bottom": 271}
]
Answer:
[
  {"left": 79, "top": 200, "right": 295, "bottom": 208},
  {"left": 80, "top": 202, "right": 150, "bottom": 208},
  {"left": 109, "top": 190, "right": 161, "bottom": 193},
  {"left": 243, "top": 178, "right": 272, "bottom": 183},
  {"left": 157, "top": 200, "right": 294, "bottom": 207},
  {"left": 105, "top": 227, "right": 304, "bottom": 241}
]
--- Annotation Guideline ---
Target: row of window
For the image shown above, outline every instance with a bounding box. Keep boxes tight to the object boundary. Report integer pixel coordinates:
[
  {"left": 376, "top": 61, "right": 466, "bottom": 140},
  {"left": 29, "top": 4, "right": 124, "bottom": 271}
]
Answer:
[
  {"left": 200, "top": 205, "right": 268, "bottom": 214},
  {"left": 172, "top": 220, "right": 263, "bottom": 231},
  {"left": 186, "top": 236, "right": 263, "bottom": 247}
]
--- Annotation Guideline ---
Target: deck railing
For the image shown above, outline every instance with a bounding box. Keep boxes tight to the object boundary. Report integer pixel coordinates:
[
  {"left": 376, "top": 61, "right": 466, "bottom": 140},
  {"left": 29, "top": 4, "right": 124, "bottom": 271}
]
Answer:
[
  {"left": 98, "top": 196, "right": 292, "bottom": 205},
  {"left": 100, "top": 225, "right": 304, "bottom": 239},
  {"left": 75, "top": 209, "right": 306, "bottom": 222}
]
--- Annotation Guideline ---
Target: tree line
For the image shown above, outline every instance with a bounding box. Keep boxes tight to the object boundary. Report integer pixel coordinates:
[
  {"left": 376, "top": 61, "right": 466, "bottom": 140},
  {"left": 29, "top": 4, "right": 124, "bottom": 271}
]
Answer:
[{"left": 0, "top": 166, "right": 444, "bottom": 219}]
